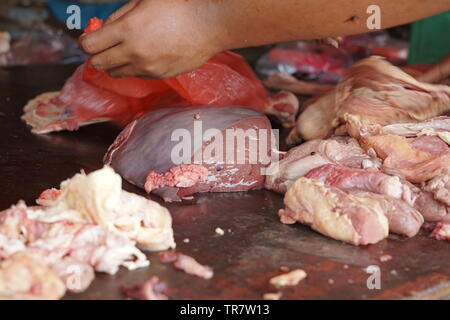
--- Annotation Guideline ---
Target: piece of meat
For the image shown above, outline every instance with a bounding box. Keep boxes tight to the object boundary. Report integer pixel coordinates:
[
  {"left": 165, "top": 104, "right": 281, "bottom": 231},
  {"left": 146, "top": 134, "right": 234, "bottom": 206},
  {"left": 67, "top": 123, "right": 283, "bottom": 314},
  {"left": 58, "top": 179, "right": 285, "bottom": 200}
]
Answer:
[
  {"left": 145, "top": 164, "right": 208, "bottom": 193},
  {"left": 0, "top": 252, "right": 66, "bottom": 300},
  {"left": 412, "top": 169, "right": 450, "bottom": 223},
  {"left": 303, "top": 165, "right": 423, "bottom": 237},
  {"left": 304, "top": 164, "right": 415, "bottom": 204},
  {"left": 36, "top": 167, "right": 176, "bottom": 251},
  {"left": 290, "top": 56, "right": 450, "bottom": 143},
  {"left": 0, "top": 167, "right": 177, "bottom": 298},
  {"left": 360, "top": 134, "right": 450, "bottom": 184},
  {"left": 22, "top": 19, "right": 298, "bottom": 134},
  {"left": 423, "top": 168, "right": 450, "bottom": 207},
  {"left": 269, "top": 269, "right": 307, "bottom": 287},
  {"left": 105, "top": 106, "right": 275, "bottom": 201},
  {"left": 158, "top": 251, "right": 213, "bottom": 279},
  {"left": 348, "top": 191, "right": 423, "bottom": 237},
  {"left": 279, "top": 177, "right": 389, "bottom": 245},
  {"left": 414, "top": 190, "right": 450, "bottom": 222},
  {"left": 379, "top": 116, "right": 450, "bottom": 138},
  {"left": 121, "top": 277, "right": 168, "bottom": 300},
  {"left": 265, "top": 137, "right": 380, "bottom": 194},
  {"left": 430, "top": 222, "right": 450, "bottom": 241},
  {"left": 0, "top": 202, "right": 150, "bottom": 276},
  {"left": 173, "top": 254, "right": 214, "bottom": 280}
]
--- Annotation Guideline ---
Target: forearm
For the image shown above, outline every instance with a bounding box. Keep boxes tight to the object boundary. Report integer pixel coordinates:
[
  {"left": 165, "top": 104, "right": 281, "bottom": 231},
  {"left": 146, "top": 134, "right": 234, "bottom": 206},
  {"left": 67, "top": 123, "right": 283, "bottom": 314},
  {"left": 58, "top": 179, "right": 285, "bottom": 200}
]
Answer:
[{"left": 207, "top": 0, "right": 450, "bottom": 51}]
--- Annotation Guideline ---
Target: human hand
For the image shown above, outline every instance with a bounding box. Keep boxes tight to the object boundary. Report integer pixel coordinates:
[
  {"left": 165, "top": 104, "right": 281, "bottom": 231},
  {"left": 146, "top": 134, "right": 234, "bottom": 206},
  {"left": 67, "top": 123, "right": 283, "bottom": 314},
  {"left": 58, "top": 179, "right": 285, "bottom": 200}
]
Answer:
[{"left": 79, "top": 0, "right": 222, "bottom": 79}]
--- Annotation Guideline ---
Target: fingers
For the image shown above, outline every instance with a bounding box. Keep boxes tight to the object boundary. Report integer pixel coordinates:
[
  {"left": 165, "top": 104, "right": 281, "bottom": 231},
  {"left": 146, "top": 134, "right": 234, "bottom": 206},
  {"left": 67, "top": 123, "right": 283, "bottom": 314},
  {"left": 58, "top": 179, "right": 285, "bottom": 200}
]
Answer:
[
  {"left": 106, "top": 0, "right": 141, "bottom": 24},
  {"left": 90, "top": 44, "right": 129, "bottom": 71},
  {"left": 79, "top": 21, "right": 123, "bottom": 55},
  {"left": 108, "top": 64, "right": 142, "bottom": 78}
]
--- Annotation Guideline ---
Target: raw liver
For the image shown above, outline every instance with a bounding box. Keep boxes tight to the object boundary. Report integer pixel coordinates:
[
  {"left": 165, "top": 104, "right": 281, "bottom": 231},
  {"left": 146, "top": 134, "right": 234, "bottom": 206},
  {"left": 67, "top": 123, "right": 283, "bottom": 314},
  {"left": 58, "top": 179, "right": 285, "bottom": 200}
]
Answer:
[{"left": 104, "top": 106, "right": 274, "bottom": 201}]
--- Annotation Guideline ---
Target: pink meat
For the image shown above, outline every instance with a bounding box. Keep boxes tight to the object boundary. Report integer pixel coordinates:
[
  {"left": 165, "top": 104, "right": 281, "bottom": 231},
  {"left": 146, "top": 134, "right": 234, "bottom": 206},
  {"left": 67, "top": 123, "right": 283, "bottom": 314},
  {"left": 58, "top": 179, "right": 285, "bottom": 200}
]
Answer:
[
  {"left": 158, "top": 251, "right": 213, "bottom": 280},
  {"left": 305, "top": 164, "right": 411, "bottom": 202},
  {"left": 121, "top": 277, "right": 168, "bottom": 300},
  {"left": 144, "top": 164, "right": 208, "bottom": 193},
  {"left": 430, "top": 222, "right": 450, "bottom": 242}
]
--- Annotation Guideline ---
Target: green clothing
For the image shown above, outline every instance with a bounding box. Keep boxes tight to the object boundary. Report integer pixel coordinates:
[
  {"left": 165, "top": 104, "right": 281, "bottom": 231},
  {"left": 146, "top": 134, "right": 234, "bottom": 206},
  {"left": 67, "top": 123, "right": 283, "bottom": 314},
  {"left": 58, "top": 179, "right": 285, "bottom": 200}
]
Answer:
[{"left": 409, "top": 10, "right": 450, "bottom": 64}]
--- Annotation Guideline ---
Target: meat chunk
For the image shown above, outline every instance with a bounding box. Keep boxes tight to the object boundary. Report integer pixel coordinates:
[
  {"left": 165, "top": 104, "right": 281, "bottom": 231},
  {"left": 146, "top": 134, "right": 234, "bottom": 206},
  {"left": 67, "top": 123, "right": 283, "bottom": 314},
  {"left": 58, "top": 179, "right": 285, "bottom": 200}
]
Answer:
[
  {"left": 265, "top": 137, "right": 380, "bottom": 194},
  {"left": 304, "top": 164, "right": 414, "bottom": 203},
  {"left": 36, "top": 166, "right": 176, "bottom": 251},
  {"left": 0, "top": 252, "right": 66, "bottom": 300},
  {"left": 121, "top": 277, "right": 168, "bottom": 300},
  {"left": 379, "top": 116, "right": 450, "bottom": 139},
  {"left": 0, "top": 167, "right": 179, "bottom": 298},
  {"left": 304, "top": 164, "right": 423, "bottom": 237},
  {"left": 105, "top": 106, "right": 275, "bottom": 201},
  {"left": 173, "top": 254, "right": 214, "bottom": 280},
  {"left": 360, "top": 134, "right": 449, "bottom": 184},
  {"left": 414, "top": 190, "right": 450, "bottom": 222},
  {"left": 145, "top": 164, "right": 208, "bottom": 193},
  {"left": 430, "top": 222, "right": 450, "bottom": 241},
  {"left": 269, "top": 269, "right": 307, "bottom": 287},
  {"left": 158, "top": 251, "right": 213, "bottom": 279},
  {"left": 279, "top": 177, "right": 389, "bottom": 245},
  {"left": 423, "top": 168, "right": 450, "bottom": 207},
  {"left": 291, "top": 56, "right": 450, "bottom": 143},
  {"left": 0, "top": 202, "right": 150, "bottom": 276},
  {"left": 348, "top": 190, "right": 423, "bottom": 237}
]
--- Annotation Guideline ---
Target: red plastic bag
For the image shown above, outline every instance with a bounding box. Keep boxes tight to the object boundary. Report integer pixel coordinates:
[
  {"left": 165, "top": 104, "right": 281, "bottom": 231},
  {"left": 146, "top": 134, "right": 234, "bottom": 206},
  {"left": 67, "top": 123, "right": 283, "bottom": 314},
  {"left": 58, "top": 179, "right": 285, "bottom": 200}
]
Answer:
[{"left": 22, "top": 18, "right": 298, "bottom": 134}]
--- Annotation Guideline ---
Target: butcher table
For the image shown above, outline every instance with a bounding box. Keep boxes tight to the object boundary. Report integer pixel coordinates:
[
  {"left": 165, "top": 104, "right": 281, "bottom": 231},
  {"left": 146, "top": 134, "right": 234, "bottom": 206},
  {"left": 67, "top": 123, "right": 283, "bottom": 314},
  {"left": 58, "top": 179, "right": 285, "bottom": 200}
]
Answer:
[{"left": 0, "top": 63, "right": 449, "bottom": 300}]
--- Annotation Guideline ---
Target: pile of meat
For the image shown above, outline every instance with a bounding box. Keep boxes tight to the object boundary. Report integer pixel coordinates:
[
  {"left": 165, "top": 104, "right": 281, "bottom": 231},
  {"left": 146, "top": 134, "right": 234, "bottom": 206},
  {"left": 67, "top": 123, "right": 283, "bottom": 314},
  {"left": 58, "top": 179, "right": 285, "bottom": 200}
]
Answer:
[
  {"left": 0, "top": 167, "right": 175, "bottom": 299},
  {"left": 21, "top": 18, "right": 298, "bottom": 135},
  {"left": 266, "top": 56, "right": 450, "bottom": 245}
]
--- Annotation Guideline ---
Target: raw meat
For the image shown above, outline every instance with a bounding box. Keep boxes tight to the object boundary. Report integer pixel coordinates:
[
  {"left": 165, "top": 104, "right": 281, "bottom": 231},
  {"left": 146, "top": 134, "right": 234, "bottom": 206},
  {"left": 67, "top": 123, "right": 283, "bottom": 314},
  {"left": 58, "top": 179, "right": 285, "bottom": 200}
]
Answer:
[
  {"left": 304, "top": 164, "right": 415, "bottom": 204},
  {"left": 290, "top": 56, "right": 450, "bottom": 143},
  {"left": 303, "top": 164, "right": 423, "bottom": 237},
  {"left": 265, "top": 137, "right": 380, "bottom": 194},
  {"left": 360, "top": 134, "right": 450, "bottom": 184},
  {"left": 0, "top": 201, "right": 149, "bottom": 276},
  {"left": 145, "top": 165, "right": 208, "bottom": 193},
  {"left": 105, "top": 106, "right": 275, "bottom": 201},
  {"left": 429, "top": 222, "right": 450, "bottom": 242},
  {"left": 0, "top": 167, "right": 177, "bottom": 299},
  {"left": 158, "top": 251, "right": 213, "bottom": 280},
  {"left": 279, "top": 177, "right": 389, "bottom": 245},
  {"left": 36, "top": 166, "right": 176, "bottom": 251},
  {"left": 423, "top": 168, "right": 450, "bottom": 207},
  {"left": 269, "top": 269, "right": 307, "bottom": 287},
  {"left": 347, "top": 190, "right": 423, "bottom": 237},
  {"left": 121, "top": 277, "right": 168, "bottom": 300},
  {"left": 0, "top": 252, "right": 66, "bottom": 300},
  {"left": 173, "top": 254, "right": 214, "bottom": 280},
  {"left": 22, "top": 18, "right": 298, "bottom": 134}
]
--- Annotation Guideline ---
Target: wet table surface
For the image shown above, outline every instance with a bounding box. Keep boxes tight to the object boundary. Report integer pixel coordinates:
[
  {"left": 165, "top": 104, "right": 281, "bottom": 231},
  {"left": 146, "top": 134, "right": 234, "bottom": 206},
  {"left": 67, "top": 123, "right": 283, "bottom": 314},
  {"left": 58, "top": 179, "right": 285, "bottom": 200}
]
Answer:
[{"left": 1, "top": 64, "right": 449, "bottom": 300}]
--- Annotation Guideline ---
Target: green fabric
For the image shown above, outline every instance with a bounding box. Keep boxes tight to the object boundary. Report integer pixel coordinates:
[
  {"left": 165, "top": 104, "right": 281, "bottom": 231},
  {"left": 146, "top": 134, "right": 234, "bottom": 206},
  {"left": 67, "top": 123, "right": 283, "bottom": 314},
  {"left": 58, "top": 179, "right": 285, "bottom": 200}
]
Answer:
[{"left": 409, "top": 10, "right": 450, "bottom": 64}]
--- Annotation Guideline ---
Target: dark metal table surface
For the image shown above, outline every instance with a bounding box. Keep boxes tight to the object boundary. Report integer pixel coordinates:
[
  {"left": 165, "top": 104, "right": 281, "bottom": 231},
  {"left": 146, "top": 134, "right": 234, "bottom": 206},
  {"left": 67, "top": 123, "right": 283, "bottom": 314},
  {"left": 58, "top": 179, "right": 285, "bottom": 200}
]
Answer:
[{"left": 1, "top": 64, "right": 449, "bottom": 300}]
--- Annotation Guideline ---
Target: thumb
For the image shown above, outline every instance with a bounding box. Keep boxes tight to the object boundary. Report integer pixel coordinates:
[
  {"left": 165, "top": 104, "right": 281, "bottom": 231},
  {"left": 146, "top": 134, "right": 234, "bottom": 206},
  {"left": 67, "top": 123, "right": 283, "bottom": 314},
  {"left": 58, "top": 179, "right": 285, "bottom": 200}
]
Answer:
[{"left": 105, "top": 0, "right": 141, "bottom": 24}]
